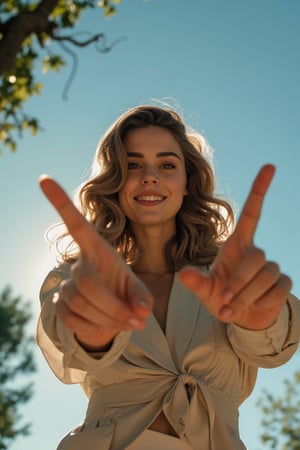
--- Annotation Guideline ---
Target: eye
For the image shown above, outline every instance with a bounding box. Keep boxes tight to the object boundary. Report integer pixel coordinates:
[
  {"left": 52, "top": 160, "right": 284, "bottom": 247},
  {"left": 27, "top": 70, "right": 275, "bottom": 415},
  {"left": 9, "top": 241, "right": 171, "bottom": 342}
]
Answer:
[
  {"left": 160, "top": 162, "right": 176, "bottom": 169},
  {"left": 128, "top": 162, "right": 141, "bottom": 169}
]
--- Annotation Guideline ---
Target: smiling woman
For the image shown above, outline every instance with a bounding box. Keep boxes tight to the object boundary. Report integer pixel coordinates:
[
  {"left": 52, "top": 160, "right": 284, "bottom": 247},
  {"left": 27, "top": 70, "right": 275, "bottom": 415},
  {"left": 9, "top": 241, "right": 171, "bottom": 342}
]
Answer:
[{"left": 37, "top": 105, "right": 300, "bottom": 450}]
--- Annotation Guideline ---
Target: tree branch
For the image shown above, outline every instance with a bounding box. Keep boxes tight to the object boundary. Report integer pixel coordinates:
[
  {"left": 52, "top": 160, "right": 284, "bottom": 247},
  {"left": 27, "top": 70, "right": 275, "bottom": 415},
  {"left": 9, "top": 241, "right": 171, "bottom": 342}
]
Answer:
[
  {"left": 35, "top": 0, "right": 60, "bottom": 16},
  {"left": 52, "top": 33, "right": 105, "bottom": 48},
  {"left": 53, "top": 32, "right": 127, "bottom": 100},
  {"left": 0, "top": 0, "right": 58, "bottom": 75}
]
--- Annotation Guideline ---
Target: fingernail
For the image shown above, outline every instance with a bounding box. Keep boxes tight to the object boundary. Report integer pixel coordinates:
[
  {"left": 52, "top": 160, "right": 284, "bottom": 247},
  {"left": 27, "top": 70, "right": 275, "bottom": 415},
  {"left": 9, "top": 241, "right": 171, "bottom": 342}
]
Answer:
[
  {"left": 127, "top": 317, "right": 144, "bottom": 329},
  {"left": 222, "top": 289, "right": 234, "bottom": 303},
  {"left": 135, "top": 299, "right": 149, "bottom": 310},
  {"left": 220, "top": 306, "right": 233, "bottom": 320}
]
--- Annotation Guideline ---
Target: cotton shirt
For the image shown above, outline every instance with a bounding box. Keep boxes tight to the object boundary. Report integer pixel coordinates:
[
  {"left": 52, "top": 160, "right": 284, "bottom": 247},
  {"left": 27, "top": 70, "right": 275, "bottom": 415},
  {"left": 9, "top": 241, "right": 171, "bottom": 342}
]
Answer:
[{"left": 37, "top": 264, "right": 300, "bottom": 450}]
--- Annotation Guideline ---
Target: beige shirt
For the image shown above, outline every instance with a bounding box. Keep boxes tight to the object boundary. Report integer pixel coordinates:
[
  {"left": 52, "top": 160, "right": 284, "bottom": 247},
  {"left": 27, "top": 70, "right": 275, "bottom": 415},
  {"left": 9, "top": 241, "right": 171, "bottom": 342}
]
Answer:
[{"left": 37, "top": 265, "right": 300, "bottom": 450}]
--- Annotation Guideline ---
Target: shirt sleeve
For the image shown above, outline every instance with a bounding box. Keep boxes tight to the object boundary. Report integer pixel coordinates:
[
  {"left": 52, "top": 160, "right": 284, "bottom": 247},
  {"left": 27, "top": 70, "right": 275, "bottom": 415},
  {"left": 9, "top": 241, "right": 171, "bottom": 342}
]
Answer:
[
  {"left": 227, "top": 293, "right": 300, "bottom": 368},
  {"left": 36, "top": 266, "right": 132, "bottom": 384}
]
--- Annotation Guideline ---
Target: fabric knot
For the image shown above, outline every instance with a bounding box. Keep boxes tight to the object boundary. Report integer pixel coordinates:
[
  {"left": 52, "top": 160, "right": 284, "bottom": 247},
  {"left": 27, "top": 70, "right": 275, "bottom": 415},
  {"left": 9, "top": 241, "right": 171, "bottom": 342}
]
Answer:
[
  {"left": 161, "top": 372, "right": 217, "bottom": 447},
  {"left": 179, "top": 372, "right": 196, "bottom": 387}
]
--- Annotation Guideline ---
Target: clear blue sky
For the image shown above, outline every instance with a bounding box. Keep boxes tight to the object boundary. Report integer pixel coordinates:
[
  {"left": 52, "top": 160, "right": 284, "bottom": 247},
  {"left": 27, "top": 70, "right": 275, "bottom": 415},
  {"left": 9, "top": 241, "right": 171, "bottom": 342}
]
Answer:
[{"left": 1, "top": 1, "right": 299, "bottom": 449}]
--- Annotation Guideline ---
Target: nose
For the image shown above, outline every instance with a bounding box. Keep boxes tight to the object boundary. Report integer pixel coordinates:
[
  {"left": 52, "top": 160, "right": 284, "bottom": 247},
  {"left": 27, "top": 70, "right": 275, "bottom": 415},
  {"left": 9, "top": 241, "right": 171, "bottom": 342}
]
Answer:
[{"left": 141, "top": 169, "right": 159, "bottom": 184}]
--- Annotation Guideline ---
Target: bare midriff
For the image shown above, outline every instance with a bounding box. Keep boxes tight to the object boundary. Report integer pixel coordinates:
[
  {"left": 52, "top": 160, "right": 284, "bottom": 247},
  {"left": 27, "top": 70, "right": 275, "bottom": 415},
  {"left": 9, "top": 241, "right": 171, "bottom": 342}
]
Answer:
[{"left": 149, "top": 412, "right": 178, "bottom": 436}]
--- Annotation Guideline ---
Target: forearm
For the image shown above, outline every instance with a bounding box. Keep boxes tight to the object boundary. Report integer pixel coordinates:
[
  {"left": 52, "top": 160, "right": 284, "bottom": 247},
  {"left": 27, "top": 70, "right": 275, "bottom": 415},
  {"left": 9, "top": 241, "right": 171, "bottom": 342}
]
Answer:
[
  {"left": 227, "top": 294, "right": 300, "bottom": 368},
  {"left": 38, "top": 267, "right": 131, "bottom": 379}
]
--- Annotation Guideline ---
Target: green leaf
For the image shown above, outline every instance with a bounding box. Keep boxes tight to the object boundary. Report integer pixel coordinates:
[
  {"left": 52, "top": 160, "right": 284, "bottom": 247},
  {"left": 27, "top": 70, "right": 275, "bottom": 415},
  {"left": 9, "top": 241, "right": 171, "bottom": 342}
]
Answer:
[{"left": 42, "top": 55, "right": 66, "bottom": 74}]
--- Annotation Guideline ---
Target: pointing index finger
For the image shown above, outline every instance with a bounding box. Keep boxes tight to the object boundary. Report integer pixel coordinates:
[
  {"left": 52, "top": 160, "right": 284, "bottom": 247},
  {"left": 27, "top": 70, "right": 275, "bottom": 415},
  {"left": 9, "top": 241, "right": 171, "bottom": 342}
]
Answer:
[
  {"left": 234, "top": 164, "right": 275, "bottom": 247},
  {"left": 39, "top": 175, "right": 110, "bottom": 261}
]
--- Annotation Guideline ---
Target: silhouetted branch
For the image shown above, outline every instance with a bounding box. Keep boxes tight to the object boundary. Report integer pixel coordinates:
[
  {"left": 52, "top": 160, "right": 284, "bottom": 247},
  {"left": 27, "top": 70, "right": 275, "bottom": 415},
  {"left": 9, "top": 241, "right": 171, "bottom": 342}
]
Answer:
[
  {"left": 55, "top": 40, "right": 78, "bottom": 101},
  {"left": 52, "top": 32, "right": 105, "bottom": 47},
  {"left": 52, "top": 32, "right": 127, "bottom": 100}
]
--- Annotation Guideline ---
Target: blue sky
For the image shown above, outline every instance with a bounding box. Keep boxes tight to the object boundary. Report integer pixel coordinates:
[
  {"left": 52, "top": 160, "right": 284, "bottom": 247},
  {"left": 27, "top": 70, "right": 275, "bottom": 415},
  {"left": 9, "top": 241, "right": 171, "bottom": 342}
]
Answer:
[{"left": 1, "top": 1, "right": 299, "bottom": 449}]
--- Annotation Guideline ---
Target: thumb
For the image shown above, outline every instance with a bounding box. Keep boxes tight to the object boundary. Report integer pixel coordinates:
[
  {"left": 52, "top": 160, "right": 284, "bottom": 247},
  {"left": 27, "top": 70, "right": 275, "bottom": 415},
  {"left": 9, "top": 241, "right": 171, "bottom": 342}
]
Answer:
[{"left": 179, "top": 266, "right": 214, "bottom": 302}]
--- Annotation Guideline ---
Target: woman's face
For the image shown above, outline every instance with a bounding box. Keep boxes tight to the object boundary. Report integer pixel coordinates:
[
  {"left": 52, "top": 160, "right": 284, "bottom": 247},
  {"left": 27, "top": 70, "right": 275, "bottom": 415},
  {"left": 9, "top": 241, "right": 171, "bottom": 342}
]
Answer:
[{"left": 118, "top": 125, "right": 187, "bottom": 232}]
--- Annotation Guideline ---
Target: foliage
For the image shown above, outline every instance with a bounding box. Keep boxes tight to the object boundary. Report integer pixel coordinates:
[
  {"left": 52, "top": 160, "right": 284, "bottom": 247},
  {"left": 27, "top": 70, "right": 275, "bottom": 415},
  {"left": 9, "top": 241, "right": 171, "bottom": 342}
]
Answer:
[
  {"left": 257, "top": 371, "right": 300, "bottom": 450},
  {"left": 0, "top": 0, "right": 121, "bottom": 153},
  {"left": 0, "top": 287, "right": 36, "bottom": 449}
]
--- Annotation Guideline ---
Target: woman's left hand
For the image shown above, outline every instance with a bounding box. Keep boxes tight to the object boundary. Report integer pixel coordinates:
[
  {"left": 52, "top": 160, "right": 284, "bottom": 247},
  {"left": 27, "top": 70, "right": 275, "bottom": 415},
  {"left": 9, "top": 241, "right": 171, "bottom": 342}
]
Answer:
[{"left": 180, "top": 164, "right": 292, "bottom": 330}]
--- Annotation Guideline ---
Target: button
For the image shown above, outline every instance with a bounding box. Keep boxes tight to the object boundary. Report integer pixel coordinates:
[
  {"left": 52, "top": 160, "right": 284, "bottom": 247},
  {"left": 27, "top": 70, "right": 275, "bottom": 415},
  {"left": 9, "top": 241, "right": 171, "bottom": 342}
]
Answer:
[
  {"left": 178, "top": 417, "right": 185, "bottom": 426},
  {"left": 177, "top": 417, "right": 186, "bottom": 434}
]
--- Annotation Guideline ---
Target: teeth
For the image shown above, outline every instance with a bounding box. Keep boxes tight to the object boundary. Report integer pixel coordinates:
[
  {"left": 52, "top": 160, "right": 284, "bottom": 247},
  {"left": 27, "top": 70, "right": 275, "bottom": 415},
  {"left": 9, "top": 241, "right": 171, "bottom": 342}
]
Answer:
[{"left": 136, "top": 195, "right": 164, "bottom": 201}]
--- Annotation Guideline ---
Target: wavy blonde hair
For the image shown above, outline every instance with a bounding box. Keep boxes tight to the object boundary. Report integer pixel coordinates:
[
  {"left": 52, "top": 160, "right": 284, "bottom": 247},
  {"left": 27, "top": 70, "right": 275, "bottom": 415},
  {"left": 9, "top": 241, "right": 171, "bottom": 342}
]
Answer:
[{"left": 55, "top": 105, "right": 234, "bottom": 270}]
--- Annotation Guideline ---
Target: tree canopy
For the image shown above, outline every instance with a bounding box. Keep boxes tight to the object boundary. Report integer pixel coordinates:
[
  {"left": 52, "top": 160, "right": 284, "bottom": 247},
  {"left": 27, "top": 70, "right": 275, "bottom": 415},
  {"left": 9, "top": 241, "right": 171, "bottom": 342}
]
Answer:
[
  {"left": 0, "top": 0, "right": 121, "bottom": 153},
  {"left": 257, "top": 370, "right": 300, "bottom": 450},
  {"left": 0, "top": 287, "right": 36, "bottom": 449}
]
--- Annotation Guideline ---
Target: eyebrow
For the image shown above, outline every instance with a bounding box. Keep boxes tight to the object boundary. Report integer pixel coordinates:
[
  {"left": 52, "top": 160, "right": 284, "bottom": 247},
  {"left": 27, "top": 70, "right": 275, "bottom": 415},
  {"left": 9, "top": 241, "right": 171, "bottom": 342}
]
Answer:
[{"left": 127, "top": 151, "right": 182, "bottom": 160}]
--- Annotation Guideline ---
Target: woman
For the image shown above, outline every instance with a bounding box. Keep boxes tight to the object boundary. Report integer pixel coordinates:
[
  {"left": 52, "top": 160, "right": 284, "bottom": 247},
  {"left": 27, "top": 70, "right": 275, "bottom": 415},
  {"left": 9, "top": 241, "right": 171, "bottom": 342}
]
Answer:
[{"left": 37, "top": 105, "right": 300, "bottom": 450}]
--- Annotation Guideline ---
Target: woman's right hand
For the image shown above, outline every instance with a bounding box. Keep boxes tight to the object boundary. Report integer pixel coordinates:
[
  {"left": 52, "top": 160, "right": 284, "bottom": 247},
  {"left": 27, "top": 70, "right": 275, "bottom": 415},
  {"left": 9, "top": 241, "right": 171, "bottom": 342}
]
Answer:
[{"left": 39, "top": 176, "right": 153, "bottom": 351}]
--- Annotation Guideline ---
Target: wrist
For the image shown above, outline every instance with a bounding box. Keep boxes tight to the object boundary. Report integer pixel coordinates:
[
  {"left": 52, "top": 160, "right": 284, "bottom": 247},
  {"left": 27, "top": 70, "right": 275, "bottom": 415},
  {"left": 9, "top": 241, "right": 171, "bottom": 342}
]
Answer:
[{"left": 75, "top": 329, "right": 117, "bottom": 352}]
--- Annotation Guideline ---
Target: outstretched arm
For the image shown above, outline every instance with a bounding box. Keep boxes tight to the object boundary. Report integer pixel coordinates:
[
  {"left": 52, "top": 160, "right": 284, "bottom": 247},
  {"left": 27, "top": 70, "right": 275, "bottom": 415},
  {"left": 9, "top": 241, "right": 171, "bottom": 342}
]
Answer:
[
  {"left": 180, "top": 164, "right": 292, "bottom": 330},
  {"left": 39, "top": 176, "right": 153, "bottom": 350}
]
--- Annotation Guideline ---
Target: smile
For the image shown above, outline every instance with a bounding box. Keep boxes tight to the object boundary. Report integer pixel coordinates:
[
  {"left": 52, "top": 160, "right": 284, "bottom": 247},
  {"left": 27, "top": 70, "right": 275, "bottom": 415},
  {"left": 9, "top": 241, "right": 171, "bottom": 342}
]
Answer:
[{"left": 135, "top": 195, "right": 165, "bottom": 202}]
